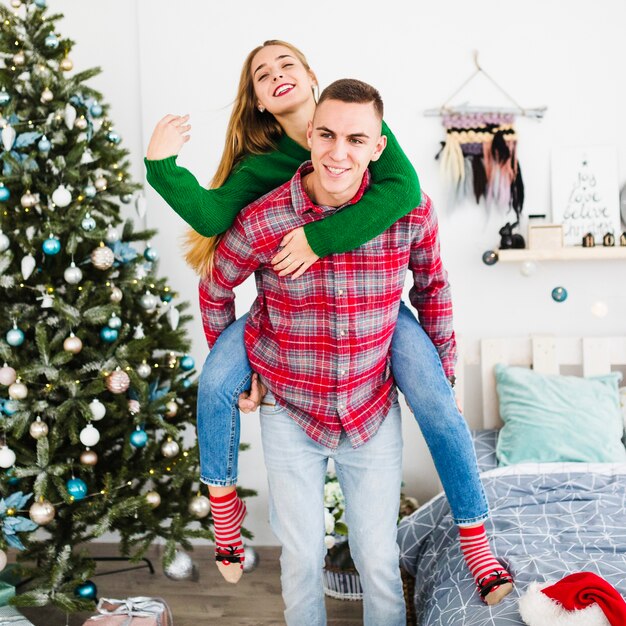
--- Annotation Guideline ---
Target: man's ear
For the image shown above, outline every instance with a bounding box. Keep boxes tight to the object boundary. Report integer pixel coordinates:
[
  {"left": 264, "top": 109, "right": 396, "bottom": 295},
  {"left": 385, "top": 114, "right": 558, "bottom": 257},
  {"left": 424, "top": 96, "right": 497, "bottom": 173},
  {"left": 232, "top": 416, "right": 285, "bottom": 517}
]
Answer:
[
  {"left": 306, "top": 120, "right": 313, "bottom": 149},
  {"left": 370, "top": 134, "right": 387, "bottom": 162}
]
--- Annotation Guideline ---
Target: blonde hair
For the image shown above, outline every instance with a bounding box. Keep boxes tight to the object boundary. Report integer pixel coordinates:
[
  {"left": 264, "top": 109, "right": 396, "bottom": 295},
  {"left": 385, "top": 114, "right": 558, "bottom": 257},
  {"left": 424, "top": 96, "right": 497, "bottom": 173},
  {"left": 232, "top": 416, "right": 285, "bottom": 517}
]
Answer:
[{"left": 183, "top": 40, "right": 314, "bottom": 276}]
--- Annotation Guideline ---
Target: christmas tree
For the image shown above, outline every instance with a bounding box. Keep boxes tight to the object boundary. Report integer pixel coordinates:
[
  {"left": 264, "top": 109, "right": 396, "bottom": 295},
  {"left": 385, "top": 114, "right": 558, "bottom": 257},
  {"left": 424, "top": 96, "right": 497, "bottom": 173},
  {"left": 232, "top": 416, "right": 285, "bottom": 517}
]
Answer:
[{"left": 0, "top": 0, "right": 253, "bottom": 613}]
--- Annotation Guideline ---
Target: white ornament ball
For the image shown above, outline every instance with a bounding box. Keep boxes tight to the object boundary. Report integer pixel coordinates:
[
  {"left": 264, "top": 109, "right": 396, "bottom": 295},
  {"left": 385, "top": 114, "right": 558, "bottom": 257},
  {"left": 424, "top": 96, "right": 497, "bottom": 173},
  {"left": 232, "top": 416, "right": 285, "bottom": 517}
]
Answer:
[
  {"left": 0, "top": 549, "right": 6, "bottom": 573},
  {"left": 79, "top": 424, "right": 101, "bottom": 447},
  {"left": 0, "top": 232, "right": 8, "bottom": 253},
  {"left": 520, "top": 261, "right": 538, "bottom": 277},
  {"left": 89, "top": 399, "right": 106, "bottom": 421},
  {"left": 110, "top": 287, "right": 123, "bottom": 303},
  {"left": 29, "top": 499, "right": 55, "bottom": 525},
  {"left": 51, "top": 184, "right": 71, "bottom": 208},
  {"left": 0, "top": 446, "right": 16, "bottom": 469},
  {"left": 94, "top": 176, "right": 107, "bottom": 192},
  {"left": 140, "top": 291, "right": 157, "bottom": 311},
  {"left": 591, "top": 301, "right": 608, "bottom": 318},
  {"left": 64, "top": 262, "right": 83, "bottom": 285},
  {"left": 8, "top": 380, "right": 28, "bottom": 400},
  {"left": 165, "top": 400, "right": 178, "bottom": 418},
  {"left": 145, "top": 491, "right": 161, "bottom": 508},
  {"left": 164, "top": 550, "right": 197, "bottom": 581},
  {"left": 242, "top": 546, "right": 260, "bottom": 573},
  {"left": 161, "top": 439, "right": 180, "bottom": 458},
  {"left": 136, "top": 362, "right": 151, "bottom": 379},
  {"left": 29, "top": 418, "right": 48, "bottom": 440},
  {"left": 91, "top": 245, "right": 114, "bottom": 270},
  {"left": 105, "top": 226, "right": 120, "bottom": 244},
  {"left": 106, "top": 370, "right": 130, "bottom": 394},
  {"left": 188, "top": 495, "right": 211, "bottom": 519},
  {"left": 0, "top": 365, "right": 17, "bottom": 386},
  {"left": 63, "top": 333, "right": 83, "bottom": 354}
]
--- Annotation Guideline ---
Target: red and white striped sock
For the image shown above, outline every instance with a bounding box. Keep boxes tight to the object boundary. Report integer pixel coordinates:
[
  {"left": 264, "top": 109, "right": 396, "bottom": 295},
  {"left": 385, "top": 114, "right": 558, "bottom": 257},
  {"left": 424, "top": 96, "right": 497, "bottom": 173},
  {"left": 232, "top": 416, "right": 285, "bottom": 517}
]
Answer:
[
  {"left": 210, "top": 491, "right": 247, "bottom": 569},
  {"left": 458, "top": 524, "right": 513, "bottom": 602}
]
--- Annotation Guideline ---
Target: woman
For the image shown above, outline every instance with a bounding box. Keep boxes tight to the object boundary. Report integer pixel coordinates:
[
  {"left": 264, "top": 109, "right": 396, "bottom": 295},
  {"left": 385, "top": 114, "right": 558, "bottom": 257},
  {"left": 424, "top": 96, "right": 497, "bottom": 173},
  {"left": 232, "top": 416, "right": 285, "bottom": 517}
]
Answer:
[{"left": 145, "top": 41, "right": 513, "bottom": 604}]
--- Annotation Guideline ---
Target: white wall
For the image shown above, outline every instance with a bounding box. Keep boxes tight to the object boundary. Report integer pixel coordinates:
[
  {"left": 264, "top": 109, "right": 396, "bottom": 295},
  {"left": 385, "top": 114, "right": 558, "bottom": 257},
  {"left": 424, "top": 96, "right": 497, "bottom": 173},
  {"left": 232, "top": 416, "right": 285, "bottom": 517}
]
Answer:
[{"left": 57, "top": 0, "right": 626, "bottom": 544}]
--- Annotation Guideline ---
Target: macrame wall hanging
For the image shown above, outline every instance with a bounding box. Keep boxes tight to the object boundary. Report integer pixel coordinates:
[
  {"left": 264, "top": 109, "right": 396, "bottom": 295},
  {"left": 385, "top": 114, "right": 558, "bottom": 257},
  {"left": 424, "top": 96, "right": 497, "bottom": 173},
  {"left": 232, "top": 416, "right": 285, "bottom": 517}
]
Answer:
[{"left": 425, "top": 52, "right": 546, "bottom": 249}]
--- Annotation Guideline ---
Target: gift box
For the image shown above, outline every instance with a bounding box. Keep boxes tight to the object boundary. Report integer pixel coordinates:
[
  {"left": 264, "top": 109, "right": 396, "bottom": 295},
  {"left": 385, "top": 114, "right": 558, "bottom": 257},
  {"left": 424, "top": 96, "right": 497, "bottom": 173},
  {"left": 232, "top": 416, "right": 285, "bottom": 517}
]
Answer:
[
  {"left": 0, "top": 605, "right": 34, "bottom": 625},
  {"left": 82, "top": 597, "right": 172, "bottom": 626},
  {"left": 0, "top": 582, "right": 15, "bottom": 608}
]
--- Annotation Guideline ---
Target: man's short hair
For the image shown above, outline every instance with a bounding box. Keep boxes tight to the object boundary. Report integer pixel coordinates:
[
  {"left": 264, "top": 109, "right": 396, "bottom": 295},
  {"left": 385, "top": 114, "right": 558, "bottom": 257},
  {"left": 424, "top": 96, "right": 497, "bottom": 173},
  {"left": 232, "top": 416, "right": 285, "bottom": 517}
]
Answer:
[{"left": 317, "top": 78, "right": 384, "bottom": 120}]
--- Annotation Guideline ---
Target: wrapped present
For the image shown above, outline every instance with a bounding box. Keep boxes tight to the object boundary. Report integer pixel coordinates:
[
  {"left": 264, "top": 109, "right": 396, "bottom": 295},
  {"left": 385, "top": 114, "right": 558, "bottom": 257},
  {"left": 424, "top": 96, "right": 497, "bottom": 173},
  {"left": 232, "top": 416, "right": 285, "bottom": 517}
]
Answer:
[
  {"left": 0, "top": 582, "right": 14, "bottom": 608},
  {"left": 0, "top": 605, "right": 34, "bottom": 625},
  {"left": 82, "top": 597, "right": 172, "bottom": 626}
]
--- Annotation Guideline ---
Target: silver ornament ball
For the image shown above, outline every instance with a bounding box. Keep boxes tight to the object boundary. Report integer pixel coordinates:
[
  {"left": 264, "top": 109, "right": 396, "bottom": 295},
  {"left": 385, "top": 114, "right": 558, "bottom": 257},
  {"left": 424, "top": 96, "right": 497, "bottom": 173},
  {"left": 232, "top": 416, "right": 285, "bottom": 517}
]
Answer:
[
  {"left": 64, "top": 263, "right": 83, "bottom": 285},
  {"left": 161, "top": 439, "right": 180, "bottom": 458},
  {"left": 29, "top": 418, "right": 48, "bottom": 440},
  {"left": 140, "top": 291, "right": 157, "bottom": 310},
  {"left": 29, "top": 500, "right": 55, "bottom": 525},
  {"left": 8, "top": 381, "right": 28, "bottom": 400},
  {"left": 136, "top": 362, "right": 151, "bottom": 379},
  {"left": 164, "top": 550, "right": 198, "bottom": 581},
  {"left": 188, "top": 495, "right": 211, "bottom": 519}
]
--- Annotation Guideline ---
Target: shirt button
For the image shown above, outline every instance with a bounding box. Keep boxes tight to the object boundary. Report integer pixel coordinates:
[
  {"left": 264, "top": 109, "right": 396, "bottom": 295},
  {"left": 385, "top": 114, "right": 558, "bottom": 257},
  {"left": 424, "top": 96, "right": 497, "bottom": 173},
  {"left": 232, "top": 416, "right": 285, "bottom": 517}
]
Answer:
[
  {"left": 339, "top": 369, "right": 346, "bottom": 375},
  {"left": 338, "top": 404, "right": 344, "bottom": 410},
  {"left": 340, "top": 330, "right": 346, "bottom": 336},
  {"left": 338, "top": 289, "right": 344, "bottom": 296}
]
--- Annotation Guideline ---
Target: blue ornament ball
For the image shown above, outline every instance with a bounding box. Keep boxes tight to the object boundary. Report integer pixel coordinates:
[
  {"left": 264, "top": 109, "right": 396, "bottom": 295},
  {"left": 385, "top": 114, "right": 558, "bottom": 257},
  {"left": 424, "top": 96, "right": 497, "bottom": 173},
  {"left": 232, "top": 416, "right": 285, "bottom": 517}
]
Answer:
[
  {"left": 37, "top": 136, "right": 51, "bottom": 153},
  {"left": 0, "top": 186, "right": 10, "bottom": 202},
  {"left": 161, "top": 293, "right": 173, "bottom": 303},
  {"left": 35, "top": 0, "right": 47, "bottom": 8},
  {"left": 143, "top": 246, "right": 158, "bottom": 262},
  {"left": 6, "top": 328, "right": 24, "bottom": 347},
  {"left": 130, "top": 428, "right": 148, "bottom": 448},
  {"left": 5, "top": 469, "right": 20, "bottom": 486},
  {"left": 182, "top": 378, "right": 192, "bottom": 389},
  {"left": 74, "top": 580, "right": 97, "bottom": 600},
  {"left": 0, "top": 91, "right": 10, "bottom": 107},
  {"left": 481, "top": 250, "right": 499, "bottom": 266},
  {"left": 84, "top": 184, "right": 97, "bottom": 198},
  {"left": 107, "top": 131, "right": 120, "bottom": 144},
  {"left": 66, "top": 477, "right": 88, "bottom": 500},
  {"left": 42, "top": 237, "right": 61, "bottom": 256},
  {"left": 551, "top": 286, "right": 568, "bottom": 303},
  {"left": 44, "top": 34, "right": 59, "bottom": 49},
  {"left": 90, "top": 103, "right": 103, "bottom": 118},
  {"left": 3, "top": 400, "right": 19, "bottom": 416},
  {"left": 100, "top": 327, "right": 118, "bottom": 343},
  {"left": 180, "top": 355, "right": 195, "bottom": 371}
]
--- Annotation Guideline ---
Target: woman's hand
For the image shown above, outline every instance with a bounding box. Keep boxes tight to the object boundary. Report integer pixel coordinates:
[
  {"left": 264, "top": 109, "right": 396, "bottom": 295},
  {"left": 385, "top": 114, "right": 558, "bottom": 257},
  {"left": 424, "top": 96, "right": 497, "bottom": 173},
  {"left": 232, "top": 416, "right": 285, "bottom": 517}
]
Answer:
[
  {"left": 146, "top": 114, "right": 191, "bottom": 160},
  {"left": 271, "top": 227, "right": 320, "bottom": 279}
]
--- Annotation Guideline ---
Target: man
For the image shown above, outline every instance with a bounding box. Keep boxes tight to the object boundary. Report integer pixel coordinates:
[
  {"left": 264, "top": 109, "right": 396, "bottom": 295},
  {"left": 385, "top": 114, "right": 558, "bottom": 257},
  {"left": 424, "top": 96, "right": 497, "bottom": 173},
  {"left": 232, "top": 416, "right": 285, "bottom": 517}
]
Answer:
[{"left": 200, "top": 79, "right": 489, "bottom": 625}]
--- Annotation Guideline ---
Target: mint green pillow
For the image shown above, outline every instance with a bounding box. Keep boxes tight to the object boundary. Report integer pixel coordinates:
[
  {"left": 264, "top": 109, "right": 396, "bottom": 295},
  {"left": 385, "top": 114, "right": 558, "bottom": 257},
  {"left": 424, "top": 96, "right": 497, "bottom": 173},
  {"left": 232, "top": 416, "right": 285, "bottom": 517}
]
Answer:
[{"left": 495, "top": 364, "right": 626, "bottom": 466}]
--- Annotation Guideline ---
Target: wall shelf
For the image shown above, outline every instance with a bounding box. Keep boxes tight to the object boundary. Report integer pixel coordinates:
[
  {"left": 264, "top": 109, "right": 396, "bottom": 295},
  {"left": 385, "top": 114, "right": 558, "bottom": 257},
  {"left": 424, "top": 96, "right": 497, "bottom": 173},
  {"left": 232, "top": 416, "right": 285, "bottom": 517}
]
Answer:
[{"left": 497, "top": 247, "right": 626, "bottom": 262}]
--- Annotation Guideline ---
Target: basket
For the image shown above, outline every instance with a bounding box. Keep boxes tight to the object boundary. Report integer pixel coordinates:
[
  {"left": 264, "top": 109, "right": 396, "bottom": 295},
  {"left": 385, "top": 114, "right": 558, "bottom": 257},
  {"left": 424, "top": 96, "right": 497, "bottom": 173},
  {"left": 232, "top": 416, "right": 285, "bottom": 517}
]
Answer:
[{"left": 322, "top": 564, "right": 363, "bottom": 601}]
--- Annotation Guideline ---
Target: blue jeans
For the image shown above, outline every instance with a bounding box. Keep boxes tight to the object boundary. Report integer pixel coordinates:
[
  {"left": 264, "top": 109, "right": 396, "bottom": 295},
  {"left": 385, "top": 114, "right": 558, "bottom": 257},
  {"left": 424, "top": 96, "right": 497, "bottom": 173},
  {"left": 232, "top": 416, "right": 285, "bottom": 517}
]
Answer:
[
  {"left": 261, "top": 396, "right": 405, "bottom": 626},
  {"left": 196, "top": 303, "right": 489, "bottom": 524}
]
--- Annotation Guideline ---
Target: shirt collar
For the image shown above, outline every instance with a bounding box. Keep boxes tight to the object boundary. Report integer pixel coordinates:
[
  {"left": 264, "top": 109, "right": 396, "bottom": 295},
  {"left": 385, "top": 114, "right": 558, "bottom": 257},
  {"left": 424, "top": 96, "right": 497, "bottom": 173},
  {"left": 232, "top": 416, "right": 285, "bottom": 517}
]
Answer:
[{"left": 290, "top": 161, "right": 371, "bottom": 217}]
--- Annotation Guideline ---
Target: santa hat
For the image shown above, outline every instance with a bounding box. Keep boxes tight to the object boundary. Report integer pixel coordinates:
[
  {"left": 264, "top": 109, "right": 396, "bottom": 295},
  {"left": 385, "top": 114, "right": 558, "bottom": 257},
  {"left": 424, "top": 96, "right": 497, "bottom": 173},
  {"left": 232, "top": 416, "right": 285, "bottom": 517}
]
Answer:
[{"left": 519, "top": 572, "right": 626, "bottom": 626}]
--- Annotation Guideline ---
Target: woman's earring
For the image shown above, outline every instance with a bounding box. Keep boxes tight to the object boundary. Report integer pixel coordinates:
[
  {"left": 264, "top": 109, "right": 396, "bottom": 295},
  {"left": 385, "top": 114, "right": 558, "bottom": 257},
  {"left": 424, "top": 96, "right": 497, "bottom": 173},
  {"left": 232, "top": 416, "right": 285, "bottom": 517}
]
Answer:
[{"left": 258, "top": 104, "right": 265, "bottom": 113}]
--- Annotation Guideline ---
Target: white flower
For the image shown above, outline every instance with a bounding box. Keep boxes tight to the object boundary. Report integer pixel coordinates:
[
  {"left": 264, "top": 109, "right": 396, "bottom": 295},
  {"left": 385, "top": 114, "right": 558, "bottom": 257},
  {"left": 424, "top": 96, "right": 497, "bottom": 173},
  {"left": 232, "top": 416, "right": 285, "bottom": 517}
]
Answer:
[
  {"left": 324, "top": 510, "right": 336, "bottom": 535},
  {"left": 324, "top": 534, "right": 336, "bottom": 550}
]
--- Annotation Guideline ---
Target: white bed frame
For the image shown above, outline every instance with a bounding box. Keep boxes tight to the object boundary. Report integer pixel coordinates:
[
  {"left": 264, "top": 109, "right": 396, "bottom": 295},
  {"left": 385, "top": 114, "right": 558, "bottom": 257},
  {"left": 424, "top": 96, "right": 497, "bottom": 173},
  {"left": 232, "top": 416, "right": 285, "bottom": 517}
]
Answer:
[{"left": 458, "top": 336, "right": 626, "bottom": 429}]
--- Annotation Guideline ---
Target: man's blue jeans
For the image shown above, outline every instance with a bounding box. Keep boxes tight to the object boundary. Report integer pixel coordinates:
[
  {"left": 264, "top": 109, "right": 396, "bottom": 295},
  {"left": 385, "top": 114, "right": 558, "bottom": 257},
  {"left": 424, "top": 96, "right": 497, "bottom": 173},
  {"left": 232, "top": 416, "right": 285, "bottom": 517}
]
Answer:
[
  {"left": 196, "top": 301, "right": 488, "bottom": 524},
  {"left": 260, "top": 394, "right": 406, "bottom": 626}
]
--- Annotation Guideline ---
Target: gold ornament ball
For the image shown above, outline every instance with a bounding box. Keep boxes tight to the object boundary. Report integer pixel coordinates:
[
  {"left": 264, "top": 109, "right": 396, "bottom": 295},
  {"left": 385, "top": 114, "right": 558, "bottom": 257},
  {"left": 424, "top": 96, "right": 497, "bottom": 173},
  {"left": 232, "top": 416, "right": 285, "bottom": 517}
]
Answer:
[
  {"left": 106, "top": 370, "right": 130, "bottom": 394},
  {"left": 60, "top": 57, "right": 73, "bottom": 72},
  {"left": 94, "top": 176, "right": 108, "bottom": 192},
  {"left": 188, "top": 495, "right": 211, "bottom": 519},
  {"left": 40, "top": 87, "right": 54, "bottom": 103},
  {"left": 161, "top": 439, "right": 180, "bottom": 458},
  {"left": 110, "top": 287, "right": 123, "bottom": 303},
  {"left": 145, "top": 491, "right": 161, "bottom": 508},
  {"left": 63, "top": 334, "right": 83, "bottom": 354},
  {"left": 8, "top": 381, "right": 28, "bottom": 400},
  {"left": 29, "top": 419, "right": 48, "bottom": 440},
  {"left": 29, "top": 500, "right": 55, "bottom": 525},
  {"left": 91, "top": 245, "right": 115, "bottom": 270},
  {"left": 165, "top": 400, "right": 178, "bottom": 418},
  {"left": 80, "top": 449, "right": 98, "bottom": 466},
  {"left": 75, "top": 117, "right": 88, "bottom": 130},
  {"left": 20, "top": 191, "right": 36, "bottom": 208},
  {"left": 13, "top": 51, "right": 25, "bottom": 66}
]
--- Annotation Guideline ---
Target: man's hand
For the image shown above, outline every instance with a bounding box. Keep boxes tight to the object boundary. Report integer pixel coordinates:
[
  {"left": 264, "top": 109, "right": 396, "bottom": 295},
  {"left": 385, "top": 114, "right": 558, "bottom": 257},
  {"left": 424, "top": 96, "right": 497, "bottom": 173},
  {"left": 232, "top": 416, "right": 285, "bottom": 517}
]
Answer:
[
  {"left": 270, "top": 227, "right": 320, "bottom": 279},
  {"left": 146, "top": 114, "right": 191, "bottom": 160},
  {"left": 238, "top": 373, "right": 268, "bottom": 413}
]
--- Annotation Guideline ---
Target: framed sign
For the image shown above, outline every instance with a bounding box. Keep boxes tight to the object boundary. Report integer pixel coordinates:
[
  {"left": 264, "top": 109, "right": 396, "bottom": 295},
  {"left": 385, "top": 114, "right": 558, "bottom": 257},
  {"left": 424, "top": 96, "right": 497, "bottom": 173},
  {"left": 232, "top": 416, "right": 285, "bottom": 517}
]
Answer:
[{"left": 550, "top": 146, "right": 620, "bottom": 246}]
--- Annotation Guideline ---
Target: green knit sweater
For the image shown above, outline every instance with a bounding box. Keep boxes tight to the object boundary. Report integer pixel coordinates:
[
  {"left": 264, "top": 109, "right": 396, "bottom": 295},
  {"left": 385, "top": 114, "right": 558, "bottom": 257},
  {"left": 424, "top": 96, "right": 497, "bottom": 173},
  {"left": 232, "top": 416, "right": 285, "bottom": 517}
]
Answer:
[{"left": 144, "top": 121, "right": 421, "bottom": 258}]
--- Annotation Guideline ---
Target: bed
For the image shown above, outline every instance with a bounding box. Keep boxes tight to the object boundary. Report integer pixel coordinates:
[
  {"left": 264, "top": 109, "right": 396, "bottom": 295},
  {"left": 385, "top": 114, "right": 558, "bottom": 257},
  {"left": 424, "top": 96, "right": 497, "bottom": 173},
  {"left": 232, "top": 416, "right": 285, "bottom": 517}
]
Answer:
[{"left": 397, "top": 336, "right": 626, "bottom": 625}]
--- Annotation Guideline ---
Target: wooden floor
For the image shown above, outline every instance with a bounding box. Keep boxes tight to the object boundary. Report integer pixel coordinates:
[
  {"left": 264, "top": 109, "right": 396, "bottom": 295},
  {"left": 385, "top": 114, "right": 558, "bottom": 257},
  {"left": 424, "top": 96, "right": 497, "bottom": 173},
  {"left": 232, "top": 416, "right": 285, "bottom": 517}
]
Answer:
[{"left": 17, "top": 544, "right": 364, "bottom": 626}]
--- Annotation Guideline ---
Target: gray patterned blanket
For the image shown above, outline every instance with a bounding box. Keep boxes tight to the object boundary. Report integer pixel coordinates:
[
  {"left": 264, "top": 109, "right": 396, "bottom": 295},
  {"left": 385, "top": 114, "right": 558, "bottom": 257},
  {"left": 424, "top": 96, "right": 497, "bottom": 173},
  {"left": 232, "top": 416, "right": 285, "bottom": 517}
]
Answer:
[{"left": 398, "top": 462, "right": 626, "bottom": 625}]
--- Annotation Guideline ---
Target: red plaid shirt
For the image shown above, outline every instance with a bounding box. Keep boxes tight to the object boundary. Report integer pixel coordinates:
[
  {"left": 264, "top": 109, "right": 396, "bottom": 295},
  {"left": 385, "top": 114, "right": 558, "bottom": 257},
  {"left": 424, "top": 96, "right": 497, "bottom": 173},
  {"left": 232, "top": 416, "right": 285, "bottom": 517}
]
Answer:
[{"left": 199, "top": 162, "right": 456, "bottom": 449}]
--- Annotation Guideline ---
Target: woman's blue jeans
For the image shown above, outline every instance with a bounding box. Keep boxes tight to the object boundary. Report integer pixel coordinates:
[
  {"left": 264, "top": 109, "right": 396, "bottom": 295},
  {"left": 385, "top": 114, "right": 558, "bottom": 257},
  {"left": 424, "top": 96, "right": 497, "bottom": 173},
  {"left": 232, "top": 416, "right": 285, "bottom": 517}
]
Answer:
[{"left": 196, "top": 302, "right": 489, "bottom": 525}]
